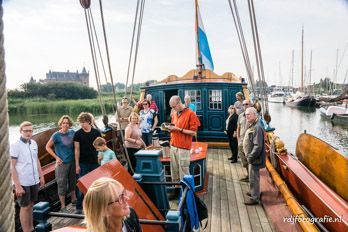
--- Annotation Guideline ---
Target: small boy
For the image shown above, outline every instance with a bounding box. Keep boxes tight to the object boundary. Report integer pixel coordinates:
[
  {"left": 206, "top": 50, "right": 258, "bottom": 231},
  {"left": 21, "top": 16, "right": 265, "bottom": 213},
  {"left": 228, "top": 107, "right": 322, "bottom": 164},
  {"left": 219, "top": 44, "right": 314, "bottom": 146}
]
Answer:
[{"left": 93, "top": 137, "right": 117, "bottom": 165}]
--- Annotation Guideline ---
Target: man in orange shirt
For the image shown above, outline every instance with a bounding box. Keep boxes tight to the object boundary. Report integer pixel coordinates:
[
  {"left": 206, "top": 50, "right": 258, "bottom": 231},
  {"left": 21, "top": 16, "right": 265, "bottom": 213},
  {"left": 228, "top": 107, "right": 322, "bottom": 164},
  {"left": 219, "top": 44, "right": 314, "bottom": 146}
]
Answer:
[{"left": 168, "top": 95, "right": 201, "bottom": 182}]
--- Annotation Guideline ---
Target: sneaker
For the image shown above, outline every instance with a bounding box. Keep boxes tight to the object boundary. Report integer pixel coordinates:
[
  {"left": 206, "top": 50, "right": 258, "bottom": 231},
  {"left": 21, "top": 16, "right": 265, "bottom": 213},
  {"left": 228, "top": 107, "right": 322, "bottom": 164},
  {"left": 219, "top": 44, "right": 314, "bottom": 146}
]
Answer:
[
  {"left": 71, "top": 200, "right": 77, "bottom": 206},
  {"left": 239, "top": 177, "right": 249, "bottom": 182},
  {"left": 244, "top": 199, "right": 259, "bottom": 205},
  {"left": 60, "top": 207, "right": 69, "bottom": 213},
  {"left": 75, "top": 209, "right": 83, "bottom": 215}
]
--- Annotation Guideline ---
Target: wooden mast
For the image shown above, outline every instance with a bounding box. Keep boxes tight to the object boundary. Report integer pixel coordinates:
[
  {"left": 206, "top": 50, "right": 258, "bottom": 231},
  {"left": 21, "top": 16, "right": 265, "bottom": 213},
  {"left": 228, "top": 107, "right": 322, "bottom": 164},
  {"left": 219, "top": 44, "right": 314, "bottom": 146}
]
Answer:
[
  {"left": 308, "top": 50, "right": 312, "bottom": 95},
  {"left": 301, "top": 26, "right": 304, "bottom": 92},
  {"left": 195, "top": 0, "right": 203, "bottom": 79}
]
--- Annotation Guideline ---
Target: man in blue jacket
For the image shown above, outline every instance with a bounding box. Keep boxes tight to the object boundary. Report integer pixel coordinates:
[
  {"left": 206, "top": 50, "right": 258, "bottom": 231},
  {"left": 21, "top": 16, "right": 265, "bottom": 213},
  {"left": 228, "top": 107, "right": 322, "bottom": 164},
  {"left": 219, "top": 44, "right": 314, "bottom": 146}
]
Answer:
[{"left": 243, "top": 107, "right": 266, "bottom": 205}]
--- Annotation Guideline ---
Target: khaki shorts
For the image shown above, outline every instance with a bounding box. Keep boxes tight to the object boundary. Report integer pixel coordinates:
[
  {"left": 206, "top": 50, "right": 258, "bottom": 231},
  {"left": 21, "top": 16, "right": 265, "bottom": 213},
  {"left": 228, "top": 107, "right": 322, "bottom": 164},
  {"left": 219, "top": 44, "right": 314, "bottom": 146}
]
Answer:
[
  {"left": 170, "top": 146, "right": 190, "bottom": 182},
  {"left": 16, "top": 184, "right": 39, "bottom": 207}
]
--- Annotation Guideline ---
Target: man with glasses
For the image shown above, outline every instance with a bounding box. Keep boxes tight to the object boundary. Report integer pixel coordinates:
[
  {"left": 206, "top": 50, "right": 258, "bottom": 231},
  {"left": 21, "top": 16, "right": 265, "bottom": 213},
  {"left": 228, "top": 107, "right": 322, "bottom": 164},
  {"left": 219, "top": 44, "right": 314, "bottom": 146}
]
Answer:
[
  {"left": 168, "top": 95, "right": 200, "bottom": 182},
  {"left": 117, "top": 97, "right": 133, "bottom": 133},
  {"left": 11, "top": 121, "right": 45, "bottom": 232},
  {"left": 236, "top": 100, "right": 251, "bottom": 182}
]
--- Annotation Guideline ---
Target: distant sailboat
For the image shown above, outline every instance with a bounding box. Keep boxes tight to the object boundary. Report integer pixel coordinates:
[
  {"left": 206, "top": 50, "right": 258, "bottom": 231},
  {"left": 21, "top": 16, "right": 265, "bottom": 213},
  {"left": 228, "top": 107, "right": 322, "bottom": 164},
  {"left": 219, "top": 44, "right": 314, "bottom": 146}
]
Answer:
[{"left": 286, "top": 27, "right": 316, "bottom": 107}]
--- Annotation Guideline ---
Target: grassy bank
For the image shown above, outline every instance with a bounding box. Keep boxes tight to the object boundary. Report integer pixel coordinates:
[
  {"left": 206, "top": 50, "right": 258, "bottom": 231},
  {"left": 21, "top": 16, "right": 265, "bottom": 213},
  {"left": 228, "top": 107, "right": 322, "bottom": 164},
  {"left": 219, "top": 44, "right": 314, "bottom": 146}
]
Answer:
[{"left": 8, "top": 92, "right": 140, "bottom": 116}]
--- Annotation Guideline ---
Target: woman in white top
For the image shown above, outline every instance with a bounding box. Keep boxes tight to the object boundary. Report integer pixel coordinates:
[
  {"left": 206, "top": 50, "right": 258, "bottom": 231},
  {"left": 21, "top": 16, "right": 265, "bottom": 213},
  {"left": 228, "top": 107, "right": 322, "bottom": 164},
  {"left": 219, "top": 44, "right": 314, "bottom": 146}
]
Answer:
[{"left": 125, "top": 112, "right": 145, "bottom": 174}]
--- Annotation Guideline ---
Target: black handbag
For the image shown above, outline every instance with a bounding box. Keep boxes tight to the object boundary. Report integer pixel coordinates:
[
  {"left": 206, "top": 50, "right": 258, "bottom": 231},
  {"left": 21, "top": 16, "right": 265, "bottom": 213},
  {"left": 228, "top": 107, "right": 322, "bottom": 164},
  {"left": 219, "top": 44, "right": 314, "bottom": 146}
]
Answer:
[{"left": 194, "top": 193, "right": 208, "bottom": 229}]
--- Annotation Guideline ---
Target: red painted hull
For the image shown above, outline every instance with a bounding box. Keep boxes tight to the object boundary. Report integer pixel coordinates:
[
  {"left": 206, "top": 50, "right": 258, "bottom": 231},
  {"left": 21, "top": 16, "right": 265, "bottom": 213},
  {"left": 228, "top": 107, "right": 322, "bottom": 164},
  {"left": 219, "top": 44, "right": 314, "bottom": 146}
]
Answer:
[{"left": 276, "top": 153, "right": 348, "bottom": 231}]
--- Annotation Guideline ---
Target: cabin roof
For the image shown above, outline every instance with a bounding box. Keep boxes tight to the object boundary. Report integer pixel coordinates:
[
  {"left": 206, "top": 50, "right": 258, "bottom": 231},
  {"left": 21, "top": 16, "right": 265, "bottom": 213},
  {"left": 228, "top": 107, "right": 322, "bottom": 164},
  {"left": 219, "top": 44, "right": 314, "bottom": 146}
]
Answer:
[{"left": 151, "top": 69, "right": 242, "bottom": 86}]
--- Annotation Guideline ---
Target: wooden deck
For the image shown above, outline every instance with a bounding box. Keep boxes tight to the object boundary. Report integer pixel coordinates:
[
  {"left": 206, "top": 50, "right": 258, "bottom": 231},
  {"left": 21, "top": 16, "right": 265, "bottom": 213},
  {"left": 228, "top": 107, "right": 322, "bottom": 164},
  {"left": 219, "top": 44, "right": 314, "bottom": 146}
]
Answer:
[
  {"left": 49, "top": 147, "right": 301, "bottom": 231},
  {"left": 202, "top": 147, "right": 275, "bottom": 232}
]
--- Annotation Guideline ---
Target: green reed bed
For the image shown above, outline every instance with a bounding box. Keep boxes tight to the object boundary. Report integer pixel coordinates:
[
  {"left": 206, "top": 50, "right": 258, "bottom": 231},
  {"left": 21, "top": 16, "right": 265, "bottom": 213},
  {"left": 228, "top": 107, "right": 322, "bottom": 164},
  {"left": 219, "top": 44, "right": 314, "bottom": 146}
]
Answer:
[{"left": 8, "top": 98, "right": 116, "bottom": 116}]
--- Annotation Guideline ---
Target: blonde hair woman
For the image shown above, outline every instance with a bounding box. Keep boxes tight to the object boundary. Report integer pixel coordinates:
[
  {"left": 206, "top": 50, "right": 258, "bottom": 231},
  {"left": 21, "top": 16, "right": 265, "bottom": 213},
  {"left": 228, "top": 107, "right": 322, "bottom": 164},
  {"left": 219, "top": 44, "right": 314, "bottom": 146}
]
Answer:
[
  {"left": 83, "top": 177, "right": 142, "bottom": 232},
  {"left": 125, "top": 112, "right": 145, "bottom": 173}
]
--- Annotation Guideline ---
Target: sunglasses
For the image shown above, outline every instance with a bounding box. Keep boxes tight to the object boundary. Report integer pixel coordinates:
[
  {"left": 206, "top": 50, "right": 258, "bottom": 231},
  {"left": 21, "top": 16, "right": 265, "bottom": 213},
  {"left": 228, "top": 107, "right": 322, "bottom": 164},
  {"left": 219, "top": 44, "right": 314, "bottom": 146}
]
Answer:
[{"left": 108, "top": 191, "right": 127, "bottom": 206}]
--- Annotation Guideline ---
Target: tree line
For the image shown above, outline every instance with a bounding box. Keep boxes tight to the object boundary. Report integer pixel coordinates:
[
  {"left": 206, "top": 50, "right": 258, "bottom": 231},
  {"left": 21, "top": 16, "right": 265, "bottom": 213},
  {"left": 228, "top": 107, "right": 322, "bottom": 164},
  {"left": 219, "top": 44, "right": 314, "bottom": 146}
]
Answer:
[{"left": 8, "top": 82, "right": 98, "bottom": 99}]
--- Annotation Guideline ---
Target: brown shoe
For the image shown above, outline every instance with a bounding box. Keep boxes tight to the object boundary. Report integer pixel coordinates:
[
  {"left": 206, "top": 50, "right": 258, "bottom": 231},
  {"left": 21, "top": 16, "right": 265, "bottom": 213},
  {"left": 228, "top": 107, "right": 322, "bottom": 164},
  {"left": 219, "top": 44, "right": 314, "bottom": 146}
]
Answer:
[
  {"left": 240, "top": 177, "right": 249, "bottom": 182},
  {"left": 246, "top": 191, "right": 251, "bottom": 196},
  {"left": 244, "top": 199, "right": 259, "bottom": 205}
]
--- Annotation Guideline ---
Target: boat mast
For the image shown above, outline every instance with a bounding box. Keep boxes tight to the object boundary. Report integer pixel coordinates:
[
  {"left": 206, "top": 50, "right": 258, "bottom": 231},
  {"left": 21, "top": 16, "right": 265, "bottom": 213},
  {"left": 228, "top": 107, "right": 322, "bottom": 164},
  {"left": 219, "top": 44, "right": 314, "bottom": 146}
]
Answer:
[
  {"left": 334, "top": 48, "right": 339, "bottom": 92},
  {"left": 195, "top": 0, "right": 203, "bottom": 79},
  {"left": 291, "top": 49, "right": 294, "bottom": 92},
  {"left": 301, "top": 26, "right": 304, "bottom": 92},
  {"left": 308, "top": 50, "right": 312, "bottom": 95}
]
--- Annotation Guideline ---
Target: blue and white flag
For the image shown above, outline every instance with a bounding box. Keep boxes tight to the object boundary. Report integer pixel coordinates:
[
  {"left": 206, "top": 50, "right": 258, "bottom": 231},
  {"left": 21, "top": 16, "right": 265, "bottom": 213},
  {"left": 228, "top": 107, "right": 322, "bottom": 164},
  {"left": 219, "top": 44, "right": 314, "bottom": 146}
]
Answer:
[{"left": 196, "top": 3, "right": 214, "bottom": 71}]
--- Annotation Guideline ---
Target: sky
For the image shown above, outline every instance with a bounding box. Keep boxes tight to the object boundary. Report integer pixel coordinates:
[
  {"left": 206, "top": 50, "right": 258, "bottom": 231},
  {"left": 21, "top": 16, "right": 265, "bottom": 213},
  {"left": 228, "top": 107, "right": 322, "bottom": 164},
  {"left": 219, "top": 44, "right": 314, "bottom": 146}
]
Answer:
[{"left": 3, "top": 0, "right": 348, "bottom": 90}]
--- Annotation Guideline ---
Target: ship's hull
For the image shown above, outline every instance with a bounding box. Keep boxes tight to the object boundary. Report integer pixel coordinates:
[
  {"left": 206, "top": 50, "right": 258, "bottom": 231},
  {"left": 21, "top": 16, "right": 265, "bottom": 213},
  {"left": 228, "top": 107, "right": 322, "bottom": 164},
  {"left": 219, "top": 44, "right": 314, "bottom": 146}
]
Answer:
[
  {"left": 274, "top": 152, "right": 348, "bottom": 231},
  {"left": 268, "top": 96, "right": 285, "bottom": 103},
  {"left": 286, "top": 95, "right": 316, "bottom": 107}
]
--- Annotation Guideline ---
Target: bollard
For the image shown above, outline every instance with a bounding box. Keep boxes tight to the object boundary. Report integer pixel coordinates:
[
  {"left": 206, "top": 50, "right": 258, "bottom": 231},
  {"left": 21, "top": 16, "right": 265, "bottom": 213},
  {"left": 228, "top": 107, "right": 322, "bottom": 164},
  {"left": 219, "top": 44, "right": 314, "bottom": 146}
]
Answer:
[
  {"left": 134, "top": 149, "right": 170, "bottom": 216},
  {"left": 166, "top": 210, "right": 181, "bottom": 232},
  {"left": 33, "top": 202, "right": 52, "bottom": 232}
]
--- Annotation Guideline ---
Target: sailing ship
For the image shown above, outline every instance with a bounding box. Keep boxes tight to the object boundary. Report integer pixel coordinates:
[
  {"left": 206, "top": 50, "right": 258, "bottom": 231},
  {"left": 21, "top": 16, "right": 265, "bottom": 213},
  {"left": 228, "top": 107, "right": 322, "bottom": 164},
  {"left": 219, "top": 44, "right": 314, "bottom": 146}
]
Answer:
[
  {"left": 286, "top": 27, "right": 316, "bottom": 108},
  {"left": 9, "top": 1, "right": 348, "bottom": 232}
]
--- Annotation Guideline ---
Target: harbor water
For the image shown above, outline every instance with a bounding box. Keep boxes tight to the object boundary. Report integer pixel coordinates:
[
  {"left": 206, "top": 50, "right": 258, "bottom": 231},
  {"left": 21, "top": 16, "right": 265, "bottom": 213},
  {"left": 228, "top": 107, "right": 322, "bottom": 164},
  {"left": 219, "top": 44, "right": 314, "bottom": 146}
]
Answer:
[{"left": 8, "top": 104, "right": 348, "bottom": 157}]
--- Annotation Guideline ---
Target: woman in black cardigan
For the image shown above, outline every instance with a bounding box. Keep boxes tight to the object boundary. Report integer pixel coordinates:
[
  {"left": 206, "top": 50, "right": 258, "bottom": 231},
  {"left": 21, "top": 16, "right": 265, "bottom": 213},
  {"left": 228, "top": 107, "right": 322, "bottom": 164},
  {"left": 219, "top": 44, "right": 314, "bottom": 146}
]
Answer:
[{"left": 225, "top": 105, "right": 239, "bottom": 163}]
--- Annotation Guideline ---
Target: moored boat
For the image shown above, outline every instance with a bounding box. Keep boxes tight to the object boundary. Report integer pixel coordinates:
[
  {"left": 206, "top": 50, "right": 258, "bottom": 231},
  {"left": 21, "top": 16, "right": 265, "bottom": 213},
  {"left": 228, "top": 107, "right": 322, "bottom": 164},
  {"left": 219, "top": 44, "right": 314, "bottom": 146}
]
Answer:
[
  {"left": 268, "top": 90, "right": 286, "bottom": 103},
  {"left": 268, "top": 133, "right": 348, "bottom": 231}
]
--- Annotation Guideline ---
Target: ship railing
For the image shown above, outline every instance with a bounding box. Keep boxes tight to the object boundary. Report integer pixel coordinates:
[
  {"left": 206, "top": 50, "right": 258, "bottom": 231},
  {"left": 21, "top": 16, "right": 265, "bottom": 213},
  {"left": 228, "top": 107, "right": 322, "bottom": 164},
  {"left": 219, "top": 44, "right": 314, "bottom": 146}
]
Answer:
[{"left": 33, "top": 187, "right": 190, "bottom": 232}]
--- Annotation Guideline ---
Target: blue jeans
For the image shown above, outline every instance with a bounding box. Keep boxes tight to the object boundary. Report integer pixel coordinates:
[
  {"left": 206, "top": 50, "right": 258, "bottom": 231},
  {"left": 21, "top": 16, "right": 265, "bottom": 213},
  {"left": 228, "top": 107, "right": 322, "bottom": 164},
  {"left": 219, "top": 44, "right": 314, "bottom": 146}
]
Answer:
[{"left": 76, "top": 162, "right": 100, "bottom": 210}]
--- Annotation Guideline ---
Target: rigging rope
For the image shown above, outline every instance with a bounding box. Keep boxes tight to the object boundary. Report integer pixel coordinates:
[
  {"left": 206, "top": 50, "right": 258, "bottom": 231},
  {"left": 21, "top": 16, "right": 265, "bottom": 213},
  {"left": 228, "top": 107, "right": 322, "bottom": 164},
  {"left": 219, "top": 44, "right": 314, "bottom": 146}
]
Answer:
[
  {"left": 0, "top": 2, "right": 16, "bottom": 231},
  {"left": 227, "top": 0, "right": 256, "bottom": 97},
  {"left": 125, "top": 0, "right": 141, "bottom": 96},
  {"left": 98, "top": 0, "right": 118, "bottom": 106},
  {"left": 83, "top": 7, "right": 106, "bottom": 115},
  {"left": 130, "top": 0, "right": 146, "bottom": 99},
  {"left": 247, "top": 0, "right": 269, "bottom": 113}
]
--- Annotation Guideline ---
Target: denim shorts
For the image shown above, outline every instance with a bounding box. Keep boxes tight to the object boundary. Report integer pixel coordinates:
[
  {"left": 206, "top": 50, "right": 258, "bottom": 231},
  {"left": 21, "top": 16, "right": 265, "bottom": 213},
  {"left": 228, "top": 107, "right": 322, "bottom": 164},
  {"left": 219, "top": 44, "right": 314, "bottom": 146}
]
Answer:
[{"left": 16, "top": 184, "right": 39, "bottom": 207}]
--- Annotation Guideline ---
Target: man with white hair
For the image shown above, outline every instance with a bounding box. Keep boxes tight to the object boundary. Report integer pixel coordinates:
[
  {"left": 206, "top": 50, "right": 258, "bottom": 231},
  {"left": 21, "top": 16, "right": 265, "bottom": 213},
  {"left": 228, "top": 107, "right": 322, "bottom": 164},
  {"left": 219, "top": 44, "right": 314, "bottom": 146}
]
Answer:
[
  {"left": 184, "top": 95, "right": 196, "bottom": 114},
  {"left": 243, "top": 107, "right": 266, "bottom": 205},
  {"left": 236, "top": 99, "right": 251, "bottom": 181}
]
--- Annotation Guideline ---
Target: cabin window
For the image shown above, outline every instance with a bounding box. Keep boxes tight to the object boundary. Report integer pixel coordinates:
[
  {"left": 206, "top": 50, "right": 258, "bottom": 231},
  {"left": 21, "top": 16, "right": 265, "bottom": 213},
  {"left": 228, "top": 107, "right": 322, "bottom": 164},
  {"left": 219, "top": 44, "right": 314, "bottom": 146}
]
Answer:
[
  {"left": 184, "top": 90, "right": 201, "bottom": 110},
  {"left": 209, "top": 90, "right": 222, "bottom": 110},
  {"left": 193, "top": 164, "right": 202, "bottom": 188}
]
